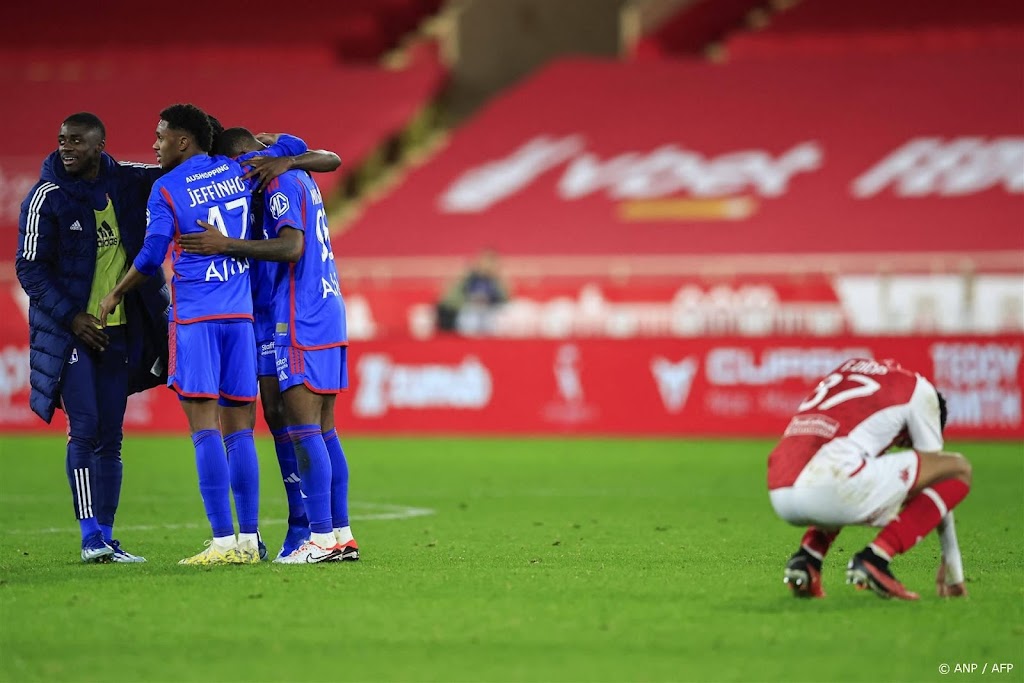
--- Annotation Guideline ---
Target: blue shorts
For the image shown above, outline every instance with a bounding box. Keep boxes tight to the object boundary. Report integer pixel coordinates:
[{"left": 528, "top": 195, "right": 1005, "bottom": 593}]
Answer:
[
  {"left": 275, "top": 344, "right": 348, "bottom": 394},
  {"left": 168, "top": 320, "right": 257, "bottom": 401},
  {"left": 257, "top": 338, "right": 276, "bottom": 377}
]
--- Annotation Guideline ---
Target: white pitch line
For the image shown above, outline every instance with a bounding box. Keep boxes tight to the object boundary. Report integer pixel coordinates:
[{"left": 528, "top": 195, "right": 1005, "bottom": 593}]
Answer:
[{"left": 0, "top": 502, "right": 434, "bottom": 535}]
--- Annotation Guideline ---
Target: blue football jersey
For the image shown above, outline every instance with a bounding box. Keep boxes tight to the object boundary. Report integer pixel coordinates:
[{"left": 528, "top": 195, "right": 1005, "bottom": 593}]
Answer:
[
  {"left": 262, "top": 170, "right": 346, "bottom": 348},
  {"left": 235, "top": 136, "right": 309, "bottom": 340},
  {"left": 146, "top": 154, "right": 253, "bottom": 323}
]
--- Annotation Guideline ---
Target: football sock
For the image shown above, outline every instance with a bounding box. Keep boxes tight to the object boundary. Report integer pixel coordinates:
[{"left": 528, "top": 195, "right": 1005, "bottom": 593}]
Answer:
[
  {"left": 93, "top": 453, "right": 123, "bottom": 540},
  {"left": 212, "top": 535, "right": 236, "bottom": 550},
  {"left": 335, "top": 526, "right": 355, "bottom": 544},
  {"left": 286, "top": 425, "right": 333, "bottom": 535},
  {"left": 66, "top": 441, "right": 99, "bottom": 540},
  {"left": 99, "top": 524, "right": 114, "bottom": 544},
  {"left": 322, "top": 428, "right": 350, "bottom": 529},
  {"left": 238, "top": 532, "right": 260, "bottom": 548},
  {"left": 938, "top": 512, "right": 965, "bottom": 584},
  {"left": 272, "top": 428, "right": 309, "bottom": 528},
  {"left": 800, "top": 526, "right": 839, "bottom": 568},
  {"left": 192, "top": 429, "right": 234, "bottom": 539},
  {"left": 311, "top": 531, "right": 337, "bottom": 548},
  {"left": 224, "top": 429, "right": 260, "bottom": 535},
  {"left": 78, "top": 518, "right": 101, "bottom": 539},
  {"left": 873, "top": 479, "right": 970, "bottom": 557}
]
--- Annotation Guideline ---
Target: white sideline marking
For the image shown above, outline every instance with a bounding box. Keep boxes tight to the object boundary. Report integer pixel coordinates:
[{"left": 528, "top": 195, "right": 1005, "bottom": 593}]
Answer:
[{"left": 0, "top": 502, "right": 434, "bottom": 535}]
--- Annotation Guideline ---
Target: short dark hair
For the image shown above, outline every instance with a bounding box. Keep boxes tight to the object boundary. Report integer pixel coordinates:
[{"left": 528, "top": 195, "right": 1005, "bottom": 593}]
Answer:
[
  {"left": 937, "top": 391, "right": 948, "bottom": 431},
  {"left": 63, "top": 112, "right": 106, "bottom": 140},
  {"left": 159, "top": 103, "right": 214, "bottom": 153},
  {"left": 213, "top": 127, "right": 258, "bottom": 158}
]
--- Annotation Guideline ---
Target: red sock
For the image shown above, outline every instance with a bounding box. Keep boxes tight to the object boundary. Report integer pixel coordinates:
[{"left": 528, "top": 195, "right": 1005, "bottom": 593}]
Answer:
[
  {"left": 801, "top": 527, "right": 840, "bottom": 560},
  {"left": 874, "top": 479, "right": 970, "bottom": 557}
]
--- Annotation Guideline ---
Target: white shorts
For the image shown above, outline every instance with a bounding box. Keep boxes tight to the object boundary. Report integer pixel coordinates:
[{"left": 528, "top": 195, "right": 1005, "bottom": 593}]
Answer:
[{"left": 769, "top": 446, "right": 920, "bottom": 528}]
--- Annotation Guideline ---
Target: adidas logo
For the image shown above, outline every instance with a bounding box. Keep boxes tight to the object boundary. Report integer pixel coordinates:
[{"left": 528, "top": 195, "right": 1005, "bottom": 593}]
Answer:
[
  {"left": 97, "top": 220, "right": 118, "bottom": 247},
  {"left": 69, "top": 220, "right": 83, "bottom": 231},
  {"left": 283, "top": 473, "right": 301, "bottom": 484}
]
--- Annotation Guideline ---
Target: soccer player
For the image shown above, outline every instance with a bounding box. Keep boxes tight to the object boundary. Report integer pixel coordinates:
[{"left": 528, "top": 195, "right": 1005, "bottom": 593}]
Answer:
[
  {"left": 767, "top": 358, "right": 971, "bottom": 600},
  {"left": 98, "top": 103, "right": 266, "bottom": 565},
  {"left": 16, "top": 112, "right": 170, "bottom": 563},
  {"left": 205, "top": 117, "right": 341, "bottom": 559},
  {"left": 179, "top": 126, "right": 356, "bottom": 564}
]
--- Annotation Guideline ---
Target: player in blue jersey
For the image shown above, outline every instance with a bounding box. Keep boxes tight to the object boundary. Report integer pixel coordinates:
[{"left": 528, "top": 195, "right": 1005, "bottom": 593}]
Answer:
[
  {"left": 205, "top": 117, "right": 341, "bottom": 560},
  {"left": 98, "top": 103, "right": 261, "bottom": 565},
  {"left": 180, "top": 126, "right": 356, "bottom": 564}
]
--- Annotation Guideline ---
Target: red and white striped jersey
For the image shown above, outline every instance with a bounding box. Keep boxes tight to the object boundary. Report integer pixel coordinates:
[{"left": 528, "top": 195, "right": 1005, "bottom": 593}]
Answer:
[{"left": 767, "top": 358, "right": 944, "bottom": 490}]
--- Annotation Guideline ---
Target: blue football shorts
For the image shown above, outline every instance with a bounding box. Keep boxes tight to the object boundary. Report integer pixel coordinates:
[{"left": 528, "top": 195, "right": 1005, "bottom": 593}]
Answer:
[
  {"left": 275, "top": 343, "right": 348, "bottom": 394},
  {"left": 168, "top": 319, "right": 257, "bottom": 402},
  {"left": 257, "top": 338, "right": 277, "bottom": 377}
]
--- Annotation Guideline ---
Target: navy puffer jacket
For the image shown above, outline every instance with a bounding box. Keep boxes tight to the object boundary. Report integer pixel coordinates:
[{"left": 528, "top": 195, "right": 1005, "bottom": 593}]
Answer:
[{"left": 15, "top": 151, "right": 171, "bottom": 423}]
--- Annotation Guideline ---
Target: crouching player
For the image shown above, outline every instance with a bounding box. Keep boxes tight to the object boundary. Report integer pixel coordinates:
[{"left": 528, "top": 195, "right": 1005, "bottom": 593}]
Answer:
[
  {"left": 767, "top": 358, "right": 971, "bottom": 600},
  {"left": 180, "top": 127, "right": 357, "bottom": 564}
]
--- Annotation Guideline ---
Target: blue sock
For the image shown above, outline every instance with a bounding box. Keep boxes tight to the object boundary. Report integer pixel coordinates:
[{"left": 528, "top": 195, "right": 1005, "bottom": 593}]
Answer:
[
  {"left": 78, "top": 518, "right": 101, "bottom": 539},
  {"left": 286, "top": 425, "right": 332, "bottom": 534},
  {"left": 224, "top": 429, "right": 260, "bottom": 535},
  {"left": 192, "top": 429, "right": 234, "bottom": 538},
  {"left": 93, "top": 454, "right": 122, "bottom": 541},
  {"left": 66, "top": 438, "right": 99, "bottom": 541},
  {"left": 272, "top": 428, "right": 309, "bottom": 528},
  {"left": 322, "top": 428, "right": 350, "bottom": 528}
]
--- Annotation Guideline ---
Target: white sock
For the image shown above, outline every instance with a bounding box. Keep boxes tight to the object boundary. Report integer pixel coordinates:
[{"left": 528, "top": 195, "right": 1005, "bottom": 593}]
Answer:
[
  {"left": 869, "top": 543, "right": 892, "bottom": 563},
  {"left": 335, "top": 526, "right": 354, "bottom": 544},
  {"left": 311, "top": 531, "right": 336, "bottom": 548},
  {"left": 238, "top": 532, "right": 259, "bottom": 548},
  {"left": 938, "top": 512, "right": 965, "bottom": 584},
  {"left": 213, "top": 535, "right": 236, "bottom": 549}
]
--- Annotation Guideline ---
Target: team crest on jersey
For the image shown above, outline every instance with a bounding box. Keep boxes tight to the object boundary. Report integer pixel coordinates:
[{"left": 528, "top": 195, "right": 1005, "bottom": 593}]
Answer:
[{"left": 268, "top": 192, "right": 289, "bottom": 219}]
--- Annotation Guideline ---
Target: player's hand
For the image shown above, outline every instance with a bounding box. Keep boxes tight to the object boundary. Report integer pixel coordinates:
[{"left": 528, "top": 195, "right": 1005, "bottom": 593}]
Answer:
[
  {"left": 96, "top": 293, "right": 122, "bottom": 333},
  {"left": 255, "top": 132, "right": 280, "bottom": 146},
  {"left": 241, "top": 154, "right": 293, "bottom": 192},
  {"left": 180, "top": 220, "right": 231, "bottom": 256},
  {"left": 72, "top": 311, "right": 109, "bottom": 351}
]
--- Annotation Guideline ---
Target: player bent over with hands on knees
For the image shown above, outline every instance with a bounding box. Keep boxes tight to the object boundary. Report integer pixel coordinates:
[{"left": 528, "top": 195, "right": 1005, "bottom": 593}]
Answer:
[
  {"left": 99, "top": 104, "right": 338, "bottom": 565},
  {"left": 767, "top": 358, "right": 971, "bottom": 600},
  {"left": 179, "top": 126, "right": 357, "bottom": 564}
]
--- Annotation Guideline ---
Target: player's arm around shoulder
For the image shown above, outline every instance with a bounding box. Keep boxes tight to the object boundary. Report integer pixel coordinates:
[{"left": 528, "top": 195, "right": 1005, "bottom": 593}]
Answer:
[{"left": 179, "top": 214, "right": 303, "bottom": 263}]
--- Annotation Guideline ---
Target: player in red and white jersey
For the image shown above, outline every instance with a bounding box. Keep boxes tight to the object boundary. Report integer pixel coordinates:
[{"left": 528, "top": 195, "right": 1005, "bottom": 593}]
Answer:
[{"left": 767, "top": 358, "right": 972, "bottom": 601}]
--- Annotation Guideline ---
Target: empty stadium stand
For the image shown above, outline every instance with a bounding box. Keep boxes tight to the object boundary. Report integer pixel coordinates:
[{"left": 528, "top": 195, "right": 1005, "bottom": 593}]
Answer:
[
  {"left": 334, "top": 51, "right": 1022, "bottom": 270},
  {"left": 0, "top": 1, "right": 449, "bottom": 265},
  {"left": 628, "top": 0, "right": 1024, "bottom": 61},
  {"left": 629, "top": 0, "right": 767, "bottom": 59}
]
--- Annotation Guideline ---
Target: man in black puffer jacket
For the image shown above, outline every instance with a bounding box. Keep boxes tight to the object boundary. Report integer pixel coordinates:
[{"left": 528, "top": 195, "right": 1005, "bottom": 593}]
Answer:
[{"left": 15, "top": 112, "right": 170, "bottom": 564}]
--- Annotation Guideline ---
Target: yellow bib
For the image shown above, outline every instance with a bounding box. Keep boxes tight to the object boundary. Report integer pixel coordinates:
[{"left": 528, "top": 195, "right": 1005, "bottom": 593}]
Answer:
[{"left": 87, "top": 197, "right": 128, "bottom": 326}]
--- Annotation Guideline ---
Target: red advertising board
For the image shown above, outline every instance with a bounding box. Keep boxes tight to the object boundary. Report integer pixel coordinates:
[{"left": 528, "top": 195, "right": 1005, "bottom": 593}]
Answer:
[{"left": 3, "top": 318, "right": 1020, "bottom": 439}]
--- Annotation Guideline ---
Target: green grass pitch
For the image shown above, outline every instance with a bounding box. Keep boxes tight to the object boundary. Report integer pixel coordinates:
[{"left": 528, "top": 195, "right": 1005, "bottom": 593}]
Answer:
[{"left": 0, "top": 435, "right": 1021, "bottom": 683}]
